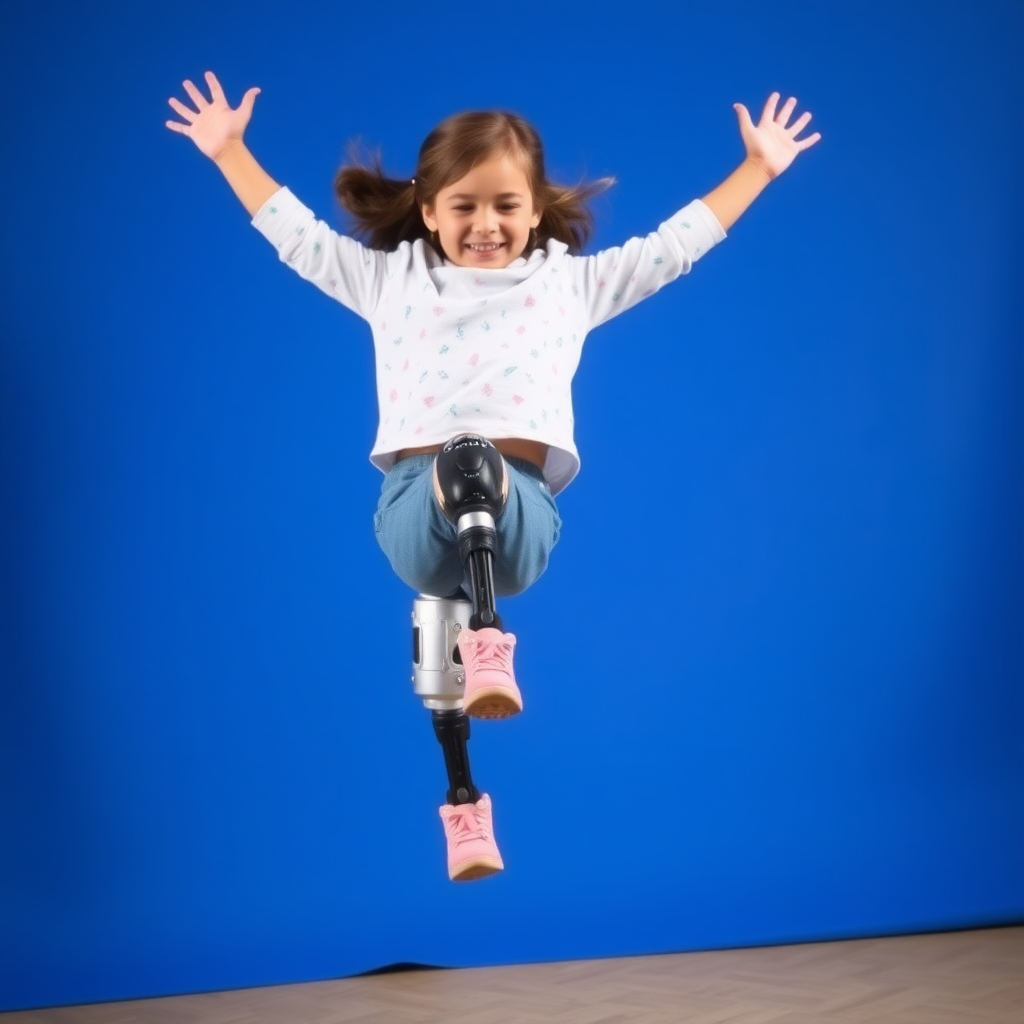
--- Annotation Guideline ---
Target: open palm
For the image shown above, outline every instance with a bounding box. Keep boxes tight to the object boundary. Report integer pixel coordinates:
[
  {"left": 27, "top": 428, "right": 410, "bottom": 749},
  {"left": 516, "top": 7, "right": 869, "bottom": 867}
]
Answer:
[
  {"left": 734, "top": 93, "right": 821, "bottom": 179},
  {"left": 166, "top": 71, "right": 260, "bottom": 160}
]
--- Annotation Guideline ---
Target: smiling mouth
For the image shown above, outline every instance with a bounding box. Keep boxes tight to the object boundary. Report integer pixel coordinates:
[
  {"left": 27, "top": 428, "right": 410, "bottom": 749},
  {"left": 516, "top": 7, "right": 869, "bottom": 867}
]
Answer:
[{"left": 466, "top": 242, "right": 504, "bottom": 252}]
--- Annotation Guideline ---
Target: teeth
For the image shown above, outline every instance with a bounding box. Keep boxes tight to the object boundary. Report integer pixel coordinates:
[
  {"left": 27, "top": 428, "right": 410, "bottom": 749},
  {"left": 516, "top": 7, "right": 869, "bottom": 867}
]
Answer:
[{"left": 468, "top": 243, "right": 502, "bottom": 251}]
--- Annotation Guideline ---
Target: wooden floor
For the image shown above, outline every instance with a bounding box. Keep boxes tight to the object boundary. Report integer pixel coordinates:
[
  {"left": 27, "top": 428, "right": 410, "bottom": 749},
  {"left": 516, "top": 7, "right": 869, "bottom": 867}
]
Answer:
[{"left": 7, "top": 926, "right": 1023, "bottom": 1024}]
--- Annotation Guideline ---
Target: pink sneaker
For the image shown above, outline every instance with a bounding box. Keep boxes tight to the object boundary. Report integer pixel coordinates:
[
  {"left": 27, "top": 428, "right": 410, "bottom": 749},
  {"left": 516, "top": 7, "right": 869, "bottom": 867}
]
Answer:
[
  {"left": 439, "top": 794, "right": 504, "bottom": 882},
  {"left": 457, "top": 627, "right": 522, "bottom": 719}
]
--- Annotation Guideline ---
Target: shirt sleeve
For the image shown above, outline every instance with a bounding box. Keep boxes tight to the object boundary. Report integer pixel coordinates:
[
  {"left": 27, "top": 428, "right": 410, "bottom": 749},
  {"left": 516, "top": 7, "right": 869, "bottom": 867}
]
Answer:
[
  {"left": 251, "top": 186, "right": 388, "bottom": 320},
  {"left": 574, "top": 199, "right": 726, "bottom": 330}
]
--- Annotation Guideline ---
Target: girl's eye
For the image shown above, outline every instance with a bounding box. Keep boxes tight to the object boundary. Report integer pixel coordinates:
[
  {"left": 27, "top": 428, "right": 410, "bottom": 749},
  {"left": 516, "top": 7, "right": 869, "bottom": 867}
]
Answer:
[{"left": 451, "top": 204, "right": 519, "bottom": 213}]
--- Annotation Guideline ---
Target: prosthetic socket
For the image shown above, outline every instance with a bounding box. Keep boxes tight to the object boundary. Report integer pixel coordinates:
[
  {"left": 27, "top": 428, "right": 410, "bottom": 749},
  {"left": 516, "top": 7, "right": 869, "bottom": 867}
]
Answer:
[{"left": 411, "top": 435, "right": 507, "bottom": 806}]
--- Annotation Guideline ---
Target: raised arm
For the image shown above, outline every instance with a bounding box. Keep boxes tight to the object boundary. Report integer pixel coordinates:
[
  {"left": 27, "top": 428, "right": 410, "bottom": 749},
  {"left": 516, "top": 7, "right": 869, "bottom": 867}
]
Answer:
[
  {"left": 701, "top": 92, "right": 821, "bottom": 231},
  {"left": 166, "top": 71, "right": 280, "bottom": 216}
]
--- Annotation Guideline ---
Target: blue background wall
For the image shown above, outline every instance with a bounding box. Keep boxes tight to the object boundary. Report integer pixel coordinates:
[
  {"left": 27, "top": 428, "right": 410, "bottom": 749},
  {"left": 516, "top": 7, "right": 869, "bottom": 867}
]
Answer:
[{"left": 1, "top": 0, "right": 1021, "bottom": 1011}]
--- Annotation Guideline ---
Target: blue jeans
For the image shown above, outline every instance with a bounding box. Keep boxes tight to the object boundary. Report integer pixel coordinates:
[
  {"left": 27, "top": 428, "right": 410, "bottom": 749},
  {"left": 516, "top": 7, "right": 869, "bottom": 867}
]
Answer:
[{"left": 374, "top": 454, "right": 562, "bottom": 598}]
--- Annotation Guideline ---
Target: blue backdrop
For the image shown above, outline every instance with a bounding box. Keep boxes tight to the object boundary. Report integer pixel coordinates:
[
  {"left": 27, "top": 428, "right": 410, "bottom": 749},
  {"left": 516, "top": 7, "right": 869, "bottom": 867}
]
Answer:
[{"left": 1, "top": 0, "right": 1021, "bottom": 1011}]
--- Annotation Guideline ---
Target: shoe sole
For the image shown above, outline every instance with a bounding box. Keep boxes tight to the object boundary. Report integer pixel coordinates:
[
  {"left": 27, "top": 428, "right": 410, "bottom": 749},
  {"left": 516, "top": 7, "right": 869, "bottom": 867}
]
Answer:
[
  {"left": 464, "top": 687, "right": 523, "bottom": 719},
  {"left": 450, "top": 856, "right": 504, "bottom": 882}
]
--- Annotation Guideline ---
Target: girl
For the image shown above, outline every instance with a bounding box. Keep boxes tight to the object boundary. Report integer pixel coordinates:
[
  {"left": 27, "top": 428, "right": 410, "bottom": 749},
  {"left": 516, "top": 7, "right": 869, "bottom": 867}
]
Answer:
[{"left": 166, "top": 73, "right": 820, "bottom": 881}]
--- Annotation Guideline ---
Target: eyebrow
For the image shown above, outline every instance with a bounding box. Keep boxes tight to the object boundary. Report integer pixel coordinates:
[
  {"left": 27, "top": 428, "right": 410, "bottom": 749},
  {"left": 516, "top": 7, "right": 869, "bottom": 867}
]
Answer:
[{"left": 445, "top": 192, "right": 525, "bottom": 201}]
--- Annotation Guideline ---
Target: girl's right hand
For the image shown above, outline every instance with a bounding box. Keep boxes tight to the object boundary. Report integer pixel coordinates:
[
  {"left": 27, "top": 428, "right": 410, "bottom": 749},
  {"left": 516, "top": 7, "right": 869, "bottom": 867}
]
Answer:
[{"left": 165, "top": 71, "right": 260, "bottom": 161}]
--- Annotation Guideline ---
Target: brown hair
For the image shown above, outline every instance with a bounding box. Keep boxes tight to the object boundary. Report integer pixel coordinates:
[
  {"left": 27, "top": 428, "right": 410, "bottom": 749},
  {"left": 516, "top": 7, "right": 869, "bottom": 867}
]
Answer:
[{"left": 334, "top": 111, "right": 614, "bottom": 255}]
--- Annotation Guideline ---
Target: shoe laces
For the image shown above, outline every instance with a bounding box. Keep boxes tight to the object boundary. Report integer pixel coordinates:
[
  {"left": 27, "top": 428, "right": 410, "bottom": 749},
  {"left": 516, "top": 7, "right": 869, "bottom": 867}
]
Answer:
[
  {"left": 444, "top": 803, "right": 493, "bottom": 846},
  {"left": 463, "top": 633, "right": 515, "bottom": 673}
]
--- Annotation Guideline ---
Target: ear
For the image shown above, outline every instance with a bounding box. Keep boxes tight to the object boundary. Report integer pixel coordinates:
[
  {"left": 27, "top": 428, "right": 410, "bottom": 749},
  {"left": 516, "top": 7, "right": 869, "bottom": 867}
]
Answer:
[
  {"left": 530, "top": 208, "right": 542, "bottom": 229},
  {"left": 421, "top": 204, "right": 437, "bottom": 232}
]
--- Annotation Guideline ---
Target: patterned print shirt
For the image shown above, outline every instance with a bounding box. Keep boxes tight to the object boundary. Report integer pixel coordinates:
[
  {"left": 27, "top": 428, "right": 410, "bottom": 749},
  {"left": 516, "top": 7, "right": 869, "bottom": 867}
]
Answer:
[{"left": 253, "top": 187, "right": 725, "bottom": 495}]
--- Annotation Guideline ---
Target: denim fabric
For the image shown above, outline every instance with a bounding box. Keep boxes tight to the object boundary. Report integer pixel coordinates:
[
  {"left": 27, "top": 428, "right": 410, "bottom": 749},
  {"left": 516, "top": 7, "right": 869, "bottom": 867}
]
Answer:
[{"left": 374, "top": 454, "right": 561, "bottom": 598}]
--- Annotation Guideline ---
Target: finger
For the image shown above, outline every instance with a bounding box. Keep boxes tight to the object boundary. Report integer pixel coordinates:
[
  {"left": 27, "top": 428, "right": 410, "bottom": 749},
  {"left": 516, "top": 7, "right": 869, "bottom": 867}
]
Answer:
[
  {"left": 760, "top": 91, "right": 780, "bottom": 125},
  {"left": 239, "top": 86, "right": 261, "bottom": 117},
  {"left": 776, "top": 96, "right": 797, "bottom": 127},
  {"left": 165, "top": 120, "right": 190, "bottom": 135},
  {"left": 167, "top": 96, "right": 196, "bottom": 123},
  {"left": 788, "top": 111, "right": 812, "bottom": 136},
  {"left": 796, "top": 132, "right": 822, "bottom": 151},
  {"left": 205, "top": 70, "right": 226, "bottom": 104},
  {"left": 182, "top": 78, "right": 208, "bottom": 109},
  {"left": 733, "top": 102, "right": 755, "bottom": 133}
]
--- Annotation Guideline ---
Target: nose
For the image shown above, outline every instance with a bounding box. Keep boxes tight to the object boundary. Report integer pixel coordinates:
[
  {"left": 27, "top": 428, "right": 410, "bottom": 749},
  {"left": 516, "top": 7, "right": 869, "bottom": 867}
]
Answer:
[{"left": 473, "top": 206, "right": 498, "bottom": 235}]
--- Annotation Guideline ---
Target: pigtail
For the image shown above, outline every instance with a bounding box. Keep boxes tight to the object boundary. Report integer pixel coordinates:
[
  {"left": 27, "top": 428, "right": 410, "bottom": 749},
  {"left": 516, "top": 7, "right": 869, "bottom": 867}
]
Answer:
[
  {"left": 535, "top": 176, "right": 616, "bottom": 255},
  {"left": 334, "top": 145, "right": 426, "bottom": 252}
]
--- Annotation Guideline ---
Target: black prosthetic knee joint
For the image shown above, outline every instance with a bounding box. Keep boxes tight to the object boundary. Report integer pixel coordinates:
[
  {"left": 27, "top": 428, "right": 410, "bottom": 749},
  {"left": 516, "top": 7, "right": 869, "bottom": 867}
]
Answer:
[
  {"left": 434, "top": 434, "right": 507, "bottom": 524},
  {"left": 433, "top": 435, "right": 506, "bottom": 632}
]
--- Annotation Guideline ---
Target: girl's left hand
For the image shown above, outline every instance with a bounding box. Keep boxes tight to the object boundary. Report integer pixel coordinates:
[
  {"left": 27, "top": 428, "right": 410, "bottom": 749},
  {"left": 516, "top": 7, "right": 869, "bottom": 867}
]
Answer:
[{"left": 733, "top": 93, "right": 821, "bottom": 179}]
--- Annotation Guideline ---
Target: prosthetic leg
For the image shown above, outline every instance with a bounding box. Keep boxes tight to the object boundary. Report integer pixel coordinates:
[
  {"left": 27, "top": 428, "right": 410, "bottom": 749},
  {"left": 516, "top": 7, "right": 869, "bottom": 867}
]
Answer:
[
  {"left": 411, "top": 592, "right": 479, "bottom": 805},
  {"left": 410, "top": 435, "right": 519, "bottom": 881},
  {"left": 433, "top": 433, "right": 507, "bottom": 633}
]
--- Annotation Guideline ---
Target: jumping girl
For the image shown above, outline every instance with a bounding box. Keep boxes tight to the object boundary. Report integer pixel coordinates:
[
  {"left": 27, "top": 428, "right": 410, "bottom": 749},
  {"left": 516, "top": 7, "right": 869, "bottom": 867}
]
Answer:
[{"left": 166, "top": 72, "right": 820, "bottom": 881}]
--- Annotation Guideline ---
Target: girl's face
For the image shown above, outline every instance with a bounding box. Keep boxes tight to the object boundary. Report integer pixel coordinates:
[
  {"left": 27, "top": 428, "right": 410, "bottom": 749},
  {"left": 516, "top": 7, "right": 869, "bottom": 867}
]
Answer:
[{"left": 421, "top": 153, "right": 541, "bottom": 269}]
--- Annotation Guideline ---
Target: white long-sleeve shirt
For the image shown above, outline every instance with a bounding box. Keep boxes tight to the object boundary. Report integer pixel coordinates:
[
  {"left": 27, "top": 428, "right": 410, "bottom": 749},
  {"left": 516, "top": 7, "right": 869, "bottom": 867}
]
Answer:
[{"left": 252, "top": 187, "right": 725, "bottom": 494}]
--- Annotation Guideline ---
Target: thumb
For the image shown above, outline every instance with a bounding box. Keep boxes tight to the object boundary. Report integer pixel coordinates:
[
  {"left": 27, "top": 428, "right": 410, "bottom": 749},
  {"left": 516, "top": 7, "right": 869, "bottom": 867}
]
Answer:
[
  {"left": 240, "top": 86, "right": 261, "bottom": 116},
  {"left": 733, "top": 102, "right": 754, "bottom": 133}
]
